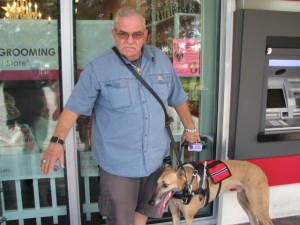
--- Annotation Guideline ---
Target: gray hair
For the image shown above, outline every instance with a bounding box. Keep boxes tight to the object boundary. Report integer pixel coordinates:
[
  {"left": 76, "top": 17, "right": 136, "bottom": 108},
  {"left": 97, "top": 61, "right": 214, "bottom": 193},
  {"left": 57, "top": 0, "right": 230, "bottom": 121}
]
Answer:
[{"left": 114, "top": 7, "right": 146, "bottom": 28}]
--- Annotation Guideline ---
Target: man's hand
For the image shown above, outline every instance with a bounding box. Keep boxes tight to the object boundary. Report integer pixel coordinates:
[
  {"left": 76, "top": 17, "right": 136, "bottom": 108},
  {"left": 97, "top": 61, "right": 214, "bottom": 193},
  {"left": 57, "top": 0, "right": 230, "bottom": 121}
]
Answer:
[
  {"left": 181, "top": 130, "right": 200, "bottom": 146},
  {"left": 40, "top": 143, "right": 65, "bottom": 175},
  {"left": 39, "top": 108, "right": 79, "bottom": 174}
]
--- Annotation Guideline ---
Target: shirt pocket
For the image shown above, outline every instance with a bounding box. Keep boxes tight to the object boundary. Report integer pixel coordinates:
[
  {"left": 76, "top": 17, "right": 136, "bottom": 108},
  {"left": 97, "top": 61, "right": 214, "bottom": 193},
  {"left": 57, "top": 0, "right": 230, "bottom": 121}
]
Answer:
[
  {"left": 148, "top": 74, "right": 171, "bottom": 101},
  {"left": 105, "top": 80, "right": 132, "bottom": 110}
]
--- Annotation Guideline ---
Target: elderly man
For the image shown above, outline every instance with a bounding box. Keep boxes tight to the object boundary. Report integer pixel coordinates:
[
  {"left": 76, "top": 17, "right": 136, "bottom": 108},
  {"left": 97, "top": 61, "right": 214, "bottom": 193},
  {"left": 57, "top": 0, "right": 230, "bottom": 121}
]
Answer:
[{"left": 40, "top": 6, "right": 199, "bottom": 225}]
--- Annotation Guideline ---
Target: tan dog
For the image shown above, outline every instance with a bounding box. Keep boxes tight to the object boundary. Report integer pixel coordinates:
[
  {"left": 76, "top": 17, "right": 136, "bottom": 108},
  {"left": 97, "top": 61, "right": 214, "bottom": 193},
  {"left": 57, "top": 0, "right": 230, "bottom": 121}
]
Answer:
[{"left": 149, "top": 160, "right": 274, "bottom": 225}]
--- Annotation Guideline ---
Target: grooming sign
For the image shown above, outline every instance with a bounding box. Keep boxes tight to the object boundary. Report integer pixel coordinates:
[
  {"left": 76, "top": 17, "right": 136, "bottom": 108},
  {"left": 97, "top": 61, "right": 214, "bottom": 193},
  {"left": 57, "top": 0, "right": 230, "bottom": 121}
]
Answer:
[
  {"left": 0, "top": 20, "right": 114, "bottom": 80},
  {"left": 0, "top": 20, "right": 59, "bottom": 80}
]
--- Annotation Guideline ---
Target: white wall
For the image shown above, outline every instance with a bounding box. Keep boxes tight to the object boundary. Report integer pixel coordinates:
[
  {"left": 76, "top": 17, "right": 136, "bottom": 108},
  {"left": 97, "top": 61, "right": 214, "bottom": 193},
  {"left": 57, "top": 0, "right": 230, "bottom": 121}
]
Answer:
[{"left": 218, "top": 183, "right": 300, "bottom": 224}]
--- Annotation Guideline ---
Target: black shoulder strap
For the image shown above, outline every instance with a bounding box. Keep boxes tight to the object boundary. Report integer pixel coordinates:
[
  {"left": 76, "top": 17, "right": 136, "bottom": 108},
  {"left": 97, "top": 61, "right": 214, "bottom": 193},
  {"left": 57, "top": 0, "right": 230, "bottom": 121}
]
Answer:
[
  {"left": 112, "top": 46, "right": 170, "bottom": 127},
  {"left": 112, "top": 46, "right": 183, "bottom": 166}
]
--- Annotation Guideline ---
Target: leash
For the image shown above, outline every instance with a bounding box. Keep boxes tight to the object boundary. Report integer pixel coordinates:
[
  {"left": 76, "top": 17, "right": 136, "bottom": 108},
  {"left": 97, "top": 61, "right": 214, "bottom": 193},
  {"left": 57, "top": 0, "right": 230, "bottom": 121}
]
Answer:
[{"left": 112, "top": 46, "right": 184, "bottom": 168}]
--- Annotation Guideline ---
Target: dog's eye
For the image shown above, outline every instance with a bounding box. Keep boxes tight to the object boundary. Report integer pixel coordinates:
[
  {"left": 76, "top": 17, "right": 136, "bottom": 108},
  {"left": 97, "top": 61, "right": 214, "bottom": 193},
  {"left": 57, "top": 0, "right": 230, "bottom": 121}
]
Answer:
[{"left": 162, "top": 182, "right": 169, "bottom": 188}]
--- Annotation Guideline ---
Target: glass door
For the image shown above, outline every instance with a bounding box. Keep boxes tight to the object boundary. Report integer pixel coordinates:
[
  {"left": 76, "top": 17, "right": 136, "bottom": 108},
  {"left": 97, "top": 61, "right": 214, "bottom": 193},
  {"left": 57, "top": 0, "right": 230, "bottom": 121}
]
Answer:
[
  {"left": 74, "top": 0, "right": 219, "bottom": 224},
  {"left": 0, "top": 1, "right": 68, "bottom": 224},
  {"left": 73, "top": 1, "right": 115, "bottom": 224}
]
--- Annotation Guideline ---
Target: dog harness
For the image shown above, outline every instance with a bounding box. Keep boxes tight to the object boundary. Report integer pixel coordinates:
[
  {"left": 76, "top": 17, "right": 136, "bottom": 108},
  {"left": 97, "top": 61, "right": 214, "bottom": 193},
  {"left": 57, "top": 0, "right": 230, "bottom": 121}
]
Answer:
[{"left": 173, "top": 161, "right": 231, "bottom": 207}]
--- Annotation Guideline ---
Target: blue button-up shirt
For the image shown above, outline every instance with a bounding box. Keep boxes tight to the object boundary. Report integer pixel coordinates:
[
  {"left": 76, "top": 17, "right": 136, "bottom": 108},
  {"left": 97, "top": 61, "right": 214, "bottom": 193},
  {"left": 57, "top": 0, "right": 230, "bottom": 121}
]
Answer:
[{"left": 65, "top": 45, "right": 187, "bottom": 177}]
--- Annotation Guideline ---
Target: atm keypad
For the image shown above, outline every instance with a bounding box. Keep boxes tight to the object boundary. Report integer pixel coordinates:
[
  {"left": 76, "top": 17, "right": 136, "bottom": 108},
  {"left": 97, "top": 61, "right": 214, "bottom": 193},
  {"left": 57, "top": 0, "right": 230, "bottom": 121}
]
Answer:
[{"left": 269, "top": 120, "right": 288, "bottom": 126}]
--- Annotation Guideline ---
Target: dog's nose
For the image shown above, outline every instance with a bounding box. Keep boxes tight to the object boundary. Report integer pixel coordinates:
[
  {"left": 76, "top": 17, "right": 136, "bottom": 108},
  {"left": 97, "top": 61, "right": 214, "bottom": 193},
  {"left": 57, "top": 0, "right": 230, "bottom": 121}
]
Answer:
[{"left": 148, "top": 199, "right": 155, "bottom": 206}]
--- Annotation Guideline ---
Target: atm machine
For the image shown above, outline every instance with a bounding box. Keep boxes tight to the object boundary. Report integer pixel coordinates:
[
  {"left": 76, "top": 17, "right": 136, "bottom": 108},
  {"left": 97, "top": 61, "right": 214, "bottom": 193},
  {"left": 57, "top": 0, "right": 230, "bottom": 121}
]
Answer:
[
  {"left": 258, "top": 48, "right": 300, "bottom": 142},
  {"left": 228, "top": 9, "right": 300, "bottom": 160}
]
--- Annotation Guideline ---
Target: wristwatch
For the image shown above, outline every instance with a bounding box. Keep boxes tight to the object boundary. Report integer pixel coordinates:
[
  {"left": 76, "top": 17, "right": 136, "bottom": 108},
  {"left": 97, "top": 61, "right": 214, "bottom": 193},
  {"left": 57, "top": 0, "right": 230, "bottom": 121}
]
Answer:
[{"left": 50, "top": 136, "right": 64, "bottom": 145}]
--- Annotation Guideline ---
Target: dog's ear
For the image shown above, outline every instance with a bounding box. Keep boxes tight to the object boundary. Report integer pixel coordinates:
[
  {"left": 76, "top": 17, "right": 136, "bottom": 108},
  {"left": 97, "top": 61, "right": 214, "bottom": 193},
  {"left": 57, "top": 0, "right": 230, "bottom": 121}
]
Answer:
[
  {"left": 177, "top": 168, "right": 186, "bottom": 178},
  {"left": 164, "top": 164, "right": 172, "bottom": 170}
]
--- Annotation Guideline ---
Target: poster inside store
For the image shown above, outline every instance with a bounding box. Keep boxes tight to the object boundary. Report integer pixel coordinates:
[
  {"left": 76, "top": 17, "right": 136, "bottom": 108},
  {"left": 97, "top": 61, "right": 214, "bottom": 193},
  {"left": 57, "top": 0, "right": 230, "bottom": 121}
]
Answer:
[{"left": 173, "top": 39, "right": 200, "bottom": 76}]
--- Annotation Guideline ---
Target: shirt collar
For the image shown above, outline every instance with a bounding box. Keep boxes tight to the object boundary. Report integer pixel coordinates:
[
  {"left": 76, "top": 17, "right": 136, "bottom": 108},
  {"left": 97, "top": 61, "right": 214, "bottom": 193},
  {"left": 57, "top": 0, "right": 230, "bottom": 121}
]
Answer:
[{"left": 142, "top": 45, "right": 155, "bottom": 62}]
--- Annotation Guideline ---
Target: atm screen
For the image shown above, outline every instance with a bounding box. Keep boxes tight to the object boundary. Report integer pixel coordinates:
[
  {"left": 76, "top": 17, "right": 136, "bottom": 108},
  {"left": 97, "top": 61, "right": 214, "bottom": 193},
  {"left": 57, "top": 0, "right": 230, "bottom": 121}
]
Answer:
[
  {"left": 267, "top": 89, "right": 286, "bottom": 108},
  {"left": 269, "top": 59, "right": 300, "bottom": 67}
]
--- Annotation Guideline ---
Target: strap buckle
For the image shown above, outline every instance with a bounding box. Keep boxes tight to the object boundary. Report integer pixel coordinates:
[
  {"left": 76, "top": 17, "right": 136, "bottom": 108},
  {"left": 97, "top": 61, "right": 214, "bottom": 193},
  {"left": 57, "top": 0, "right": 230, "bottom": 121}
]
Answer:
[
  {"left": 165, "top": 117, "right": 171, "bottom": 127},
  {"left": 192, "top": 170, "right": 198, "bottom": 177},
  {"left": 182, "top": 182, "right": 193, "bottom": 205}
]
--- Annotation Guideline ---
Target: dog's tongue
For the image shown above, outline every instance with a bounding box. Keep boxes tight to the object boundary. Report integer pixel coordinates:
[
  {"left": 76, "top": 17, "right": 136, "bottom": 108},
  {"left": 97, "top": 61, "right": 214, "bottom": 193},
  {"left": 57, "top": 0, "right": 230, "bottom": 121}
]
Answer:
[{"left": 157, "top": 192, "right": 172, "bottom": 217}]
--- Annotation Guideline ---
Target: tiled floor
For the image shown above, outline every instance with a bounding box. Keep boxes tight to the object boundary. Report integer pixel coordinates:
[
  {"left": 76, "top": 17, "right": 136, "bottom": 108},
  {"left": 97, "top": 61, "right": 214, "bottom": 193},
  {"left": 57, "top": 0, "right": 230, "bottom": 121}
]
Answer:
[{"left": 239, "top": 215, "right": 300, "bottom": 225}]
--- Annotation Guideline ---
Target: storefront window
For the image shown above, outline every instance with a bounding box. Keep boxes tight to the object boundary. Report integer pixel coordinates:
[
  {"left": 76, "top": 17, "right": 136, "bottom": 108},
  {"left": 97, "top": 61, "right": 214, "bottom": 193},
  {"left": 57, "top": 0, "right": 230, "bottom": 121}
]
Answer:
[
  {"left": 0, "top": 1, "right": 68, "bottom": 224},
  {"left": 0, "top": 0, "right": 220, "bottom": 224}
]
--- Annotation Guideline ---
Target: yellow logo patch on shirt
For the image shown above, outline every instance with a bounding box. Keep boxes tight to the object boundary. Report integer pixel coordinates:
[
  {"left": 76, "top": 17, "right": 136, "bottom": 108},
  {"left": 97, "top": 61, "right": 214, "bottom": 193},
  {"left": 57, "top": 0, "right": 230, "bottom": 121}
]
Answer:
[{"left": 156, "top": 76, "right": 163, "bottom": 81}]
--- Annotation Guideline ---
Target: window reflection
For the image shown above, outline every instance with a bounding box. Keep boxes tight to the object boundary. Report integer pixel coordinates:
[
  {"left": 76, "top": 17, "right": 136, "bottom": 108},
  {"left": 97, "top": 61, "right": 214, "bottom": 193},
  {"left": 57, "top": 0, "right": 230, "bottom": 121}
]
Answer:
[
  {"left": 0, "top": 1, "right": 65, "bottom": 224},
  {"left": 0, "top": 1, "right": 59, "bottom": 20}
]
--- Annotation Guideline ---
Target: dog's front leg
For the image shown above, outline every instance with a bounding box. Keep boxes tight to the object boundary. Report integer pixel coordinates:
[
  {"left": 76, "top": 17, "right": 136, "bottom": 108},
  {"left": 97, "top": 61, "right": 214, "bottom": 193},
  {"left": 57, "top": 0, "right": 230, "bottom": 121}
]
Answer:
[{"left": 169, "top": 200, "right": 181, "bottom": 225}]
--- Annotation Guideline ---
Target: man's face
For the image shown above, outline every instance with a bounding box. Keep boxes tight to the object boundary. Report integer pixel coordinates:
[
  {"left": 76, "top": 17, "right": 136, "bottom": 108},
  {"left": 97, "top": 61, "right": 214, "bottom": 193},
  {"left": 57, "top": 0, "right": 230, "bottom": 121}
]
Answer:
[{"left": 112, "top": 14, "right": 148, "bottom": 61}]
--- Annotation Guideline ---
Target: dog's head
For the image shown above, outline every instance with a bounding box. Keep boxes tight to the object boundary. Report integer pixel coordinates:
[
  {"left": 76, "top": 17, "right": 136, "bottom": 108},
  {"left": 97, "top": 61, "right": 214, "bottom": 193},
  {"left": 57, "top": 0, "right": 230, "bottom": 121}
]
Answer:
[{"left": 148, "top": 166, "right": 187, "bottom": 206}]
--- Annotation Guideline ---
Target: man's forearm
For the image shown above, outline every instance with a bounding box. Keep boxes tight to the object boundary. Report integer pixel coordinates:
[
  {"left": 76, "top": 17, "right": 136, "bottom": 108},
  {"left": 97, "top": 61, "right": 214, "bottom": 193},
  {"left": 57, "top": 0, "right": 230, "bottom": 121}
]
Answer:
[
  {"left": 52, "top": 108, "right": 80, "bottom": 141},
  {"left": 174, "top": 102, "right": 196, "bottom": 130},
  {"left": 175, "top": 101, "right": 200, "bottom": 144}
]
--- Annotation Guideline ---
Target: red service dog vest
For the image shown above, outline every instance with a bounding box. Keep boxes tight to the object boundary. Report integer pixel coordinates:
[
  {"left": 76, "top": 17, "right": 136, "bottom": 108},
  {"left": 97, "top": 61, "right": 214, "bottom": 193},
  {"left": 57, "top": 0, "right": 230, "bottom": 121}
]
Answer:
[{"left": 199, "top": 160, "right": 231, "bottom": 184}]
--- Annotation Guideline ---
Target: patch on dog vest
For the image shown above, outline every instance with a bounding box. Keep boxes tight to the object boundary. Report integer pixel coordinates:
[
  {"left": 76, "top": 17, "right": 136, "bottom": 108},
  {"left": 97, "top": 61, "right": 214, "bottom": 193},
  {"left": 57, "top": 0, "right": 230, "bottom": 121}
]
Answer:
[{"left": 199, "top": 160, "right": 231, "bottom": 184}]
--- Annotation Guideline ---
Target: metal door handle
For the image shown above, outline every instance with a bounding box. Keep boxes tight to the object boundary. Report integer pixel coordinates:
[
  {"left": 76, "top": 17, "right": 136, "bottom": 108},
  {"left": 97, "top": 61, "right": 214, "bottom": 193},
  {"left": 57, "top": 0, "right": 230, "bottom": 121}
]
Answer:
[{"left": 0, "top": 185, "right": 3, "bottom": 223}]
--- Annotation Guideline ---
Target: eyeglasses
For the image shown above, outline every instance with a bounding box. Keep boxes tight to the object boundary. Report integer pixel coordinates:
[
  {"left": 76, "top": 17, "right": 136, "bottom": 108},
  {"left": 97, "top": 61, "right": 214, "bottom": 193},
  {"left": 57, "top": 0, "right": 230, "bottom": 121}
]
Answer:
[{"left": 115, "top": 30, "right": 145, "bottom": 40}]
